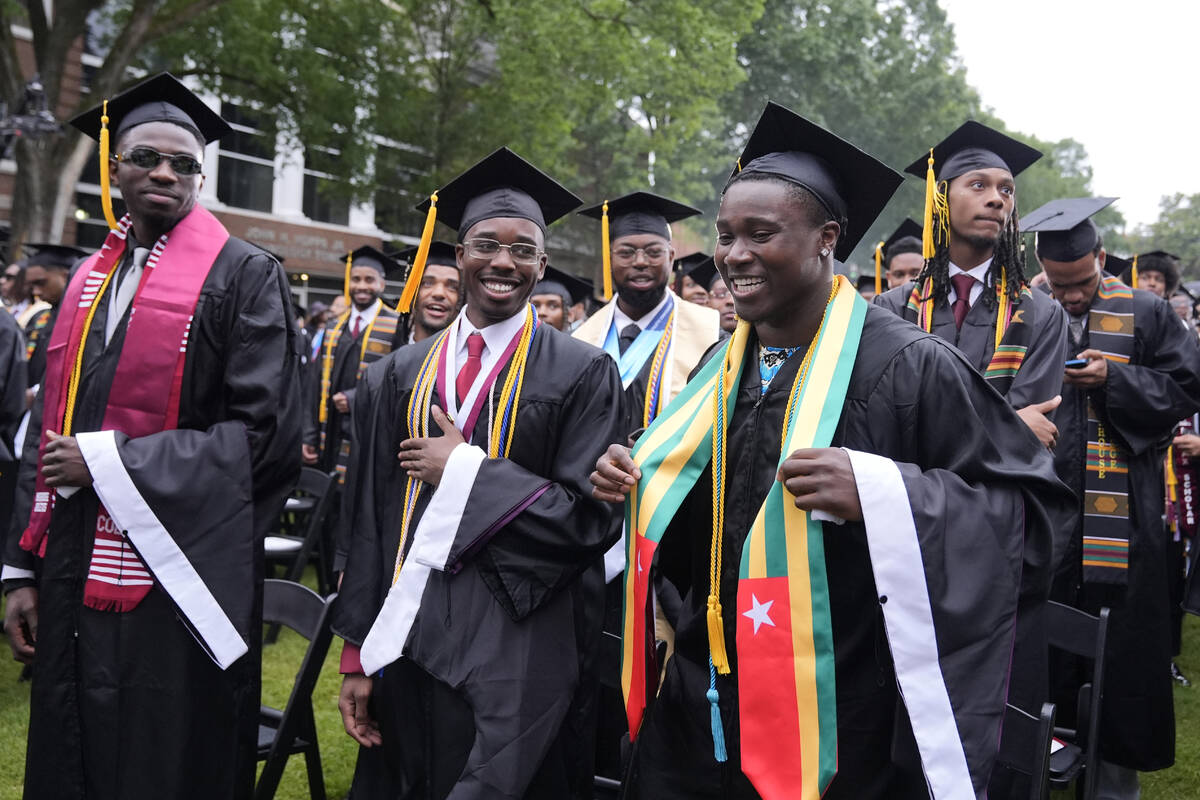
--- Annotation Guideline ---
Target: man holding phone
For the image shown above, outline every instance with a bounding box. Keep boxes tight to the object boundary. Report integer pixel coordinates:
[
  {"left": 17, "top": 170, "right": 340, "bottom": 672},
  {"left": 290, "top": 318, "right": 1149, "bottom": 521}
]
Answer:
[{"left": 1031, "top": 196, "right": 1200, "bottom": 798}]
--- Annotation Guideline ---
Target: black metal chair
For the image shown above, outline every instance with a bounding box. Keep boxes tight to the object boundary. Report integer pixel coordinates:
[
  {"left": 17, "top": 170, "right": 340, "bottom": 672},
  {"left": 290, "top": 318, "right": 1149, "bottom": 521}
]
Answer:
[
  {"left": 1046, "top": 601, "right": 1110, "bottom": 800},
  {"left": 265, "top": 468, "right": 337, "bottom": 594},
  {"left": 255, "top": 579, "right": 337, "bottom": 800},
  {"left": 997, "top": 701, "right": 1057, "bottom": 800}
]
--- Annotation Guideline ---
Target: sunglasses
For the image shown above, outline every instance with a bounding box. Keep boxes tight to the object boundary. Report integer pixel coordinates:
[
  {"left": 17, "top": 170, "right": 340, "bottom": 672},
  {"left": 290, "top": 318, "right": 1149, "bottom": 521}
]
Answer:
[{"left": 116, "top": 147, "right": 203, "bottom": 176}]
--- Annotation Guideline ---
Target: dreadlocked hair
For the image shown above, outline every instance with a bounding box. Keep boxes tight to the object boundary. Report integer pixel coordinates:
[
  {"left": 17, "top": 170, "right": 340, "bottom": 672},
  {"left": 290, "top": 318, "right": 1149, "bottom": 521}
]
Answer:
[{"left": 914, "top": 185, "right": 1027, "bottom": 309}]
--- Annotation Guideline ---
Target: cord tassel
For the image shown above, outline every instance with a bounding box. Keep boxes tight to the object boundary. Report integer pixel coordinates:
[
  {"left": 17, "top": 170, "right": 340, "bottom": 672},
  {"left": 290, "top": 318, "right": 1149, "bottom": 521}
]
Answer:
[
  {"left": 706, "top": 594, "right": 730, "bottom": 674},
  {"left": 707, "top": 659, "right": 728, "bottom": 763},
  {"left": 1131, "top": 254, "right": 1139, "bottom": 290},
  {"left": 342, "top": 252, "right": 353, "bottom": 301},
  {"left": 922, "top": 149, "right": 936, "bottom": 260},
  {"left": 601, "top": 200, "right": 613, "bottom": 301},
  {"left": 98, "top": 100, "right": 119, "bottom": 231},
  {"left": 399, "top": 192, "right": 438, "bottom": 313}
]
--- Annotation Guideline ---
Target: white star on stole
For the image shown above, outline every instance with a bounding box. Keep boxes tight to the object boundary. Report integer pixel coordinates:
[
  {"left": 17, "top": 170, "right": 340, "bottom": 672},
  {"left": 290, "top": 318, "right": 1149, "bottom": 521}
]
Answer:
[{"left": 743, "top": 594, "right": 776, "bottom": 634}]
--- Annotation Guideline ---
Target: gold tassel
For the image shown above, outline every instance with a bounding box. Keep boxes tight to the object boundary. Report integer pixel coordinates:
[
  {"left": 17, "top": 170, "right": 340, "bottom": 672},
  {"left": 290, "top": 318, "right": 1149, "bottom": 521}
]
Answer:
[
  {"left": 707, "top": 594, "right": 731, "bottom": 674},
  {"left": 922, "top": 148, "right": 936, "bottom": 260},
  {"left": 398, "top": 192, "right": 438, "bottom": 313},
  {"left": 342, "top": 251, "right": 353, "bottom": 301},
  {"left": 601, "top": 200, "right": 613, "bottom": 301},
  {"left": 874, "top": 240, "right": 884, "bottom": 295},
  {"left": 98, "top": 100, "right": 119, "bottom": 231},
  {"left": 1131, "top": 254, "right": 1139, "bottom": 289}
]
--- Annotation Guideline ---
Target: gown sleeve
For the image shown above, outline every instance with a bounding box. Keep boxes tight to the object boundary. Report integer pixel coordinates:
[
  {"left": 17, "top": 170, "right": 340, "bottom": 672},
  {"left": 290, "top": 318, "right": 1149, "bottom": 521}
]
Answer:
[
  {"left": 1004, "top": 293, "right": 1069, "bottom": 411},
  {"left": 1099, "top": 293, "right": 1200, "bottom": 456}
]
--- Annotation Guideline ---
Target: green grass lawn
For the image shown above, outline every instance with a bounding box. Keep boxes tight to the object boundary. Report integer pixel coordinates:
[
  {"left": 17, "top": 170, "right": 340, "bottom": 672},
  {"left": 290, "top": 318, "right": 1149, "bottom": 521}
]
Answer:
[{"left": 3, "top": 589, "right": 1200, "bottom": 799}]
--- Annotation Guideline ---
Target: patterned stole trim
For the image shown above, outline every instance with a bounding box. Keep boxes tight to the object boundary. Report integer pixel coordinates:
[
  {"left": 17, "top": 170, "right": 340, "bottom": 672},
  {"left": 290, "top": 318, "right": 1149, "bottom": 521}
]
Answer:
[
  {"left": 332, "top": 309, "right": 400, "bottom": 481},
  {"left": 1082, "top": 275, "right": 1136, "bottom": 584},
  {"left": 905, "top": 277, "right": 1033, "bottom": 394}
]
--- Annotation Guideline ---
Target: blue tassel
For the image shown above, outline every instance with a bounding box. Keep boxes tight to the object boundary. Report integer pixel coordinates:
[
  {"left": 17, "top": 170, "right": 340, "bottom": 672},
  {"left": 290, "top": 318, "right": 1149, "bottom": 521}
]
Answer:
[{"left": 708, "top": 658, "right": 728, "bottom": 763}]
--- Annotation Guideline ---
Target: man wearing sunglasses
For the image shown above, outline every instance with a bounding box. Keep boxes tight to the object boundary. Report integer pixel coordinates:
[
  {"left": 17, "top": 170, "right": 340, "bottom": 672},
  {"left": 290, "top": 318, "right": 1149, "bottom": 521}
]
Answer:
[{"left": 2, "top": 73, "right": 301, "bottom": 800}]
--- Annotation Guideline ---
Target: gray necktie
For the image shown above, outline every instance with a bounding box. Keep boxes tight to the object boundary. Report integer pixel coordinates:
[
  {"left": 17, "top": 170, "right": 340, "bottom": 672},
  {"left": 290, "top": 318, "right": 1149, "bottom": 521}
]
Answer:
[
  {"left": 106, "top": 246, "right": 149, "bottom": 345},
  {"left": 1069, "top": 316, "right": 1086, "bottom": 348},
  {"left": 618, "top": 323, "right": 641, "bottom": 355}
]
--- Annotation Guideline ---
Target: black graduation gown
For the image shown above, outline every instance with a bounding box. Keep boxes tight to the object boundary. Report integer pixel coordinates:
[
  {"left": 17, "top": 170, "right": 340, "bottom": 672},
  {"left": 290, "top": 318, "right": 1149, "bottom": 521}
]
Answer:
[
  {"left": 628, "top": 306, "right": 1071, "bottom": 799},
  {"left": 5, "top": 237, "right": 302, "bottom": 800},
  {"left": 1050, "top": 290, "right": 1200, "bottom": 771},
  {"left": 24, "top": 302, "right": 55, "bottom": 390},
  {"left": 0, "top": 308, "right": 27, "bottom": 535},
  {"left": 334, "top": 322, "right": 625, "bottom": 800}
]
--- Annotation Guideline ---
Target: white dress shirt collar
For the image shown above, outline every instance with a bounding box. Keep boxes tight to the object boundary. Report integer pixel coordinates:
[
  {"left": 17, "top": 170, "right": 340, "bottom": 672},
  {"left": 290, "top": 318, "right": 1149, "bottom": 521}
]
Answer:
[
  {"left": 348, "top": 299, "right": 382, "bottom": 333},
  {"left": 947, "top": 258, "right": 992, "bottom": 307}
]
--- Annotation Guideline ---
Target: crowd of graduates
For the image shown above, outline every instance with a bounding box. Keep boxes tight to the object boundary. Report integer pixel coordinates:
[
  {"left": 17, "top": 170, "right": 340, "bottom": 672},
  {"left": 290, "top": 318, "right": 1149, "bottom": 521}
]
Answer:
[{"left": 1, "top": 72, "right": 1200, "bottom": 800}]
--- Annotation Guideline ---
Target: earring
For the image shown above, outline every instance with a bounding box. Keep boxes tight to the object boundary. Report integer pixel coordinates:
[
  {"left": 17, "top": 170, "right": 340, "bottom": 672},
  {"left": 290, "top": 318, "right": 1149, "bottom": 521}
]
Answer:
[{"left": 820, "top": 247, "right": 830, "bottom": 257}]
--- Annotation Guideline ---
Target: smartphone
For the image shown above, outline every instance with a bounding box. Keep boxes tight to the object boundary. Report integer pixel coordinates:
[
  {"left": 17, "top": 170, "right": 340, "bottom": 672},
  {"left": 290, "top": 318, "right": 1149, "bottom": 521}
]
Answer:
[{"left": 1064, "top": 358, "right": 1089, "bottom": 369}]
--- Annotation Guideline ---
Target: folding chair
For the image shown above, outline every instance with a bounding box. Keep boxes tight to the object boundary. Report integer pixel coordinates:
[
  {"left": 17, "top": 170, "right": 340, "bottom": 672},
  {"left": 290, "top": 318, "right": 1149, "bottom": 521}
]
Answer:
[
  {"left": 997, "top": 701, "right": 1057, "bottom": 800},
  {"left": 1046, "top": 601, "right": 1110, "bottom": 800},
  {"left": 255, "top": 579, "right": 337, "bottom": 800},
  {"left": 265, "top": 468, "right": 337, "bottom": 593}
]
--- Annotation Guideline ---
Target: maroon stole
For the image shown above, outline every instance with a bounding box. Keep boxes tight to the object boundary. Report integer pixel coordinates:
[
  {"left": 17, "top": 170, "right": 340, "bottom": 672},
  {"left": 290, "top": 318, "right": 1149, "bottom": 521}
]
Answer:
[{"left": 20, "top": 207, "right": 229, "bottom": 611}]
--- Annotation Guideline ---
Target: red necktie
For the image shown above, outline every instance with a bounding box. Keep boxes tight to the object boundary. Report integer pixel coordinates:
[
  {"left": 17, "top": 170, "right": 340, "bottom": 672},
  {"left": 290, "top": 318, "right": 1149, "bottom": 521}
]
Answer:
[
  {"left": 951, "top": 273, "right": 977, "bottom": 330},
  {"left": 350, "top": 314, "right": 362, "bottom": 339},
  {"left": 456, "top": 332, "right": 485, "bottom": 404}
]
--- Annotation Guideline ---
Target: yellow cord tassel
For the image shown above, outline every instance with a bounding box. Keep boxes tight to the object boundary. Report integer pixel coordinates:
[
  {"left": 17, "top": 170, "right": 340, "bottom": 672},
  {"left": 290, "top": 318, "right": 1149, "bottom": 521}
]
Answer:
[
  {"left": 1131, "top": 254, "right": 1139, "bottom": 289},
  {"left": 601, "top": 200, "right": 613, "bottom": 301},
  {"left": 707, "top": 594, "right": 731, "bottom": 674},
  {"left": 342, "top": 252, "right": 353, "bottom": 301},
  {"left": 874, "top": 240, "right": 884, "bottom": 295},
  {"left": 98, "top": 100, "right": 119, "bottom": 231},
  {"left": 399, "top": 192, "right": 438, "bottom": 313},
  {"left": 922, "top": 149, "right": 936, "bottom": 260}
]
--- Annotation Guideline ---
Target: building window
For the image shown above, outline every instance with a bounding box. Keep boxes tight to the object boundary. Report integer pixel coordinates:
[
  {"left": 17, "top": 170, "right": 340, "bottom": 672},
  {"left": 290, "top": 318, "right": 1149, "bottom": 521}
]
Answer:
[
  {"left": 374, "top": 144, "right": 428, "bottom": 237},
  {"left": 217, "top": 103, "right": 274, "bottom": 213},
  {"left": 302, "top": 146, "right": 350, "bottom": 225},
  {"left": 74, "top": 192, "right": 125, "bottom": 250}
]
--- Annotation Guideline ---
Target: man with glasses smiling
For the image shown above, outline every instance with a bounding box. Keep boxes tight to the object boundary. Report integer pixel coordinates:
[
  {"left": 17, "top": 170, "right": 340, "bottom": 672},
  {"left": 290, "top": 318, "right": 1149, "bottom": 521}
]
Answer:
[{"left": 2, "top": 73, "right": 301, "bottom": 799}]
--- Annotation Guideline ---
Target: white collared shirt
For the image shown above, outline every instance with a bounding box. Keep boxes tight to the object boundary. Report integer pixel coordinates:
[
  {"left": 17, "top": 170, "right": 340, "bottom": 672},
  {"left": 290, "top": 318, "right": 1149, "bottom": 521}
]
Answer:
[
  {"left": 947, "top": 259, "right": 992, "bottom": 307},
  {"left": 612, "top": 290, "right": 672, "bottom": 333},
  {"left": 347, "top": 298, "right": 382, "bottom": 336},
  {"left": 454, "top": 306, "right": 528, "bottom": 392}
]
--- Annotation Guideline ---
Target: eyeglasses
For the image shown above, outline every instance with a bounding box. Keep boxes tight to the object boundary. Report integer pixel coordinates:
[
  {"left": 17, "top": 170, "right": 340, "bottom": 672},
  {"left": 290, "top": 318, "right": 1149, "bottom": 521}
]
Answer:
[
  {"left": 612, "top": 245, "right": 668, "bottom": 264},
  {"left": 709, "top": 288, "right": 731, "bottom": 300},
  {"left": 464, "top": 238, "right": 542, "bottom": 266},
  {"left": 116, "top": 147, "right": 203, "bottom": 176}
]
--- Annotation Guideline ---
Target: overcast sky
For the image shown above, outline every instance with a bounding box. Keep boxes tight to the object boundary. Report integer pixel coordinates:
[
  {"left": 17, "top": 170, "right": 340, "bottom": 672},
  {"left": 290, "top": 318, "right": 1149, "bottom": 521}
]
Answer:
[{"left": 938, "top": 0, "right": 1196, "bottom": 230}]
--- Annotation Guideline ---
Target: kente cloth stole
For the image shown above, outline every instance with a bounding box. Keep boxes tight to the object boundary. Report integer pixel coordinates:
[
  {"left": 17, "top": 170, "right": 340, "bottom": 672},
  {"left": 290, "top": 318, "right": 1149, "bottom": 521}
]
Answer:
[
  {"left": 622, "top": 276, "right": 866, "bottom": 800},
  {"left": 326, "top": 309, "right": 399, "bottom": 482},
  {"left": 603, "top": 295, "right": 675, "bottom": 427},
  {"left": 905, "top": 277, "right": 1033, "bottom": 396},
  {"left": 21, "top": 208, "right": 228, "bottom": 611},
  {"left": 1081, "top": 275, "right": 1136, "bottom": 584}
]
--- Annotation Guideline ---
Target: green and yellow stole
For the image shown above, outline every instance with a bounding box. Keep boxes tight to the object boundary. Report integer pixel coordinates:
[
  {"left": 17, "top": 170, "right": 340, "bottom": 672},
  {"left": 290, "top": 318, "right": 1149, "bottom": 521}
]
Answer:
[{"left": 622, "top": 276, "right": 866, "bottom": 800}]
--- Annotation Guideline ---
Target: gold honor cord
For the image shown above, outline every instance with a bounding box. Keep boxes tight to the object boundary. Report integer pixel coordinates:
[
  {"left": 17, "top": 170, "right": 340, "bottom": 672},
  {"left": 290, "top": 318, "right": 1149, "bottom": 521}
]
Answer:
[
  {"left": 873, "top": 241, "right": 884, "bottom": 295},
  {"left": 342, "top": 252, "right": 353, "bottom": 301},
  {"left": 63, "top": 268, "right": 119, "bottom": 435},
  {"left": 601, "top": 200, "right": 613, "bottom": 301}
]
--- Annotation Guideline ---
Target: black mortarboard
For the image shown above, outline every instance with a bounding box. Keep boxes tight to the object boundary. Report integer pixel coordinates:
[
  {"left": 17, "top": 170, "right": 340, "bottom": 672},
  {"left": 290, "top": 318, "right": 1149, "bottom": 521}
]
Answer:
[
  {"left": 1135, "top": 250, "right": 1181, "bottom": 293},
  {"left": 674, "top": 251, "right": 711, "bottom": 277},
  {"left": 727, "top": 102, "right": 904, "bottom": 262},
  {"left": 882, "top": 218, "right": 924, "bottom": 266},
  {"left": 414, "top": 147, "right": 580, "bottom": 238},
  {"left": 1140, "top": 249, "right": 1181, "bottom": 262},
  {"left": 1021, "top": 197, "right": 1117, "bottom": 262},
  {"left": 687, "top": 257, "right": 721, "bottom": 291},
  {"left": 1105, "top": 254, "right": 1132, "bottom": 281},
  {"left": 392, "top": 241, "right": 459, "bottom": 274},
  {"left": 856, "top": 274, "right": 878, "bottom": 293},
  {"left": 342, "top": 245, "right": 396, "bottom": 277},
  {"left": 69, "top": 72, "right": 232, "bottom": 146},
  {"left": 903, "top": 120, "right": 1042, "bottom": 182},
  {"left": 24, "top": 243, "right": 89, "bottom": 270},
  {"left": 533, "top": 264, "right": 591, "bottom": 306},
  {"left": 578, "top": 191, "right": 701, "bottom": 240}
]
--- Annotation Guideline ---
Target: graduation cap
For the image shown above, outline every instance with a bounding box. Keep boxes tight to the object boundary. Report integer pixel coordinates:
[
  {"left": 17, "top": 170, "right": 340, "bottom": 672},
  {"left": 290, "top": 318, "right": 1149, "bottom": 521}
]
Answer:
[
  {"left": 339, "top": 245, "right": 399, "bottom": 299},
  {"left": 23, "top": 243, "right": 89, "bottom": 270},
  {"left": 1105, "top": 254, "right": 1133, "bottom": 283},
  {"left": 392, "top": 241, "right": 459, "bottom": 277},
  {"left": 870, "top": 218, "right": 925, "bottom": 293},
  {"left": 69, "top": 73, "right": 233, "bottom": 233},
  {"left": 856, "top": 274, "right": 878, "bottom": 294},
  {"left": 727, "top": 102, "right": 904, "bottom": 262},
  {"left": 403, "top": 147, "right": 581, "bottom": 313},
  {"left": 1021, "top": 197, "right": 1117, "bottom": 263},
  {"left": 578, "top": 192, "right": 701, "bottom": 302},
  {"left": 904, "top": 121, "right": 1042, "bottom": 259},
  {"left": 686, "top": 257, "right": 721, "bottom": 292},
  {"left": 532, "top": 264, "right": 592, "bottom": 307},
  {"left": 673, "top": 251, "right": 711, "bottom": 278}
]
